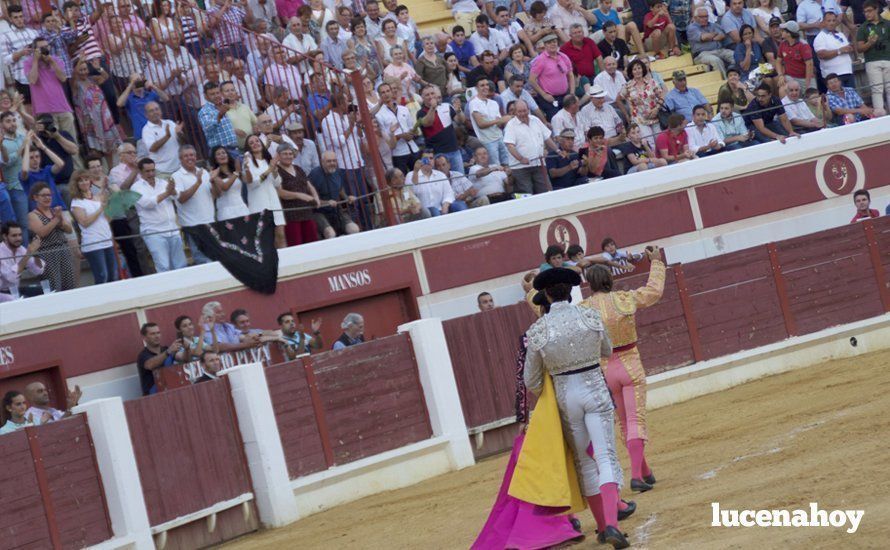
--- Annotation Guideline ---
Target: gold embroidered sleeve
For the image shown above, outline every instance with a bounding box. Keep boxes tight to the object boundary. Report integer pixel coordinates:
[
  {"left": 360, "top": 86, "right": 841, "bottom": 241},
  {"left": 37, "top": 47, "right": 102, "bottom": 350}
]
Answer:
[{"left": 632, "top": 259, "right": 666, "bottom": 309}]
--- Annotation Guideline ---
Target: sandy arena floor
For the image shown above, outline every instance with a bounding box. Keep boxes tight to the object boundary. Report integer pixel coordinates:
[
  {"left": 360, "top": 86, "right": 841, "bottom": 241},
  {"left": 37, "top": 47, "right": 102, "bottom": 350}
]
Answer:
[{"left": 221, "top": 350, "right": 890, "bottom": 549}]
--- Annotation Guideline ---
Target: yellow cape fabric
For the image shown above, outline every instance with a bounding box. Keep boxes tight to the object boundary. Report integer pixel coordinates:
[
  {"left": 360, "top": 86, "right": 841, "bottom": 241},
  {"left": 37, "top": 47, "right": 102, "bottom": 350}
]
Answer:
[{"left": 508, "top": 373, "right": 586, "bottom": 514}]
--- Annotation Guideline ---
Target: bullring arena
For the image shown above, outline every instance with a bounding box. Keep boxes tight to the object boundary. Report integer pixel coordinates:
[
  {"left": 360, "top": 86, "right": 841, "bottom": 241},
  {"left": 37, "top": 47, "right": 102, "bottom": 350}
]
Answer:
[{"left": 2, "top": 118, "right": 889, "bottom": 550}]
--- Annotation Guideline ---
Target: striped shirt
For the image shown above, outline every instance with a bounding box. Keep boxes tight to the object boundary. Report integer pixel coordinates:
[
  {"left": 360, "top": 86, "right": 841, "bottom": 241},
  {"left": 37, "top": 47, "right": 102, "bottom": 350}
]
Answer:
[
  {"left": 62, "top": 17, "right": 103, "bottom": 61},
  {"left": 1, "top": 25, "right": 39, "bottom": 84},
  {"left": 208, "top": 6, "right": 246, "bottom": 47},
  {"left": 38, "top": 29, "right": 73, "bottom": 78}
]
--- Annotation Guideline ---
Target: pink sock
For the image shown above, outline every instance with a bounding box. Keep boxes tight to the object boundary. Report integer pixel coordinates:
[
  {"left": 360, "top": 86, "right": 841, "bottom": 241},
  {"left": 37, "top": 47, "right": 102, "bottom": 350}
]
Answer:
[
  {"left": 642, "top": 454, "right": 652, "bottom": 477},
  {"left": 628, "top": 438, "right": 646, "bottom": 480},
  {"left": 600, "top": 482, "right": 620, "bottom": 528},
  {"left": 617, "top": 497, "right": 628, "bottom": 511},
  {"left": 586, "top": 495, "right": 606, "bottom": 532}
]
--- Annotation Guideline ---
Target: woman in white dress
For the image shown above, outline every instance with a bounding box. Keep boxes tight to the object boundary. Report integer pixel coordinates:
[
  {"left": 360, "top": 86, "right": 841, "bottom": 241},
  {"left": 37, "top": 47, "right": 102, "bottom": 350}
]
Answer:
[
  {"left": 241, "top": 134, "right": 286, "bottom": 248},
  {"left": 210, "top": 146, "right": 249, "bottom": 222}
]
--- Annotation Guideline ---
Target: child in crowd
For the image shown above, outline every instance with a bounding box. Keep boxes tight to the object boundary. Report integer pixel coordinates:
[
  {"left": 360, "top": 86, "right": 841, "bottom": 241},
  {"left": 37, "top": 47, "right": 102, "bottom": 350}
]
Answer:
[{"left": 602, "top": 236, "right": 644, "bottom": 274}]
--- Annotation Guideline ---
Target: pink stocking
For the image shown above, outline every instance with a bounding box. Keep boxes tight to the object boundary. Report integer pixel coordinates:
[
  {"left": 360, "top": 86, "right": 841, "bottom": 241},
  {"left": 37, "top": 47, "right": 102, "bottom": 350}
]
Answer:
[
  {"left": 586, "top": 495, "right": 605, "bottom": 533},
  {"left": 618, "top": 497, "right": 629, "bottom": 511},
  {"left": 628, "top": 438, "right": 646, "bottom": 480},
  {"left": 600, "top": 482, "right": 619, "bottom": 528}
]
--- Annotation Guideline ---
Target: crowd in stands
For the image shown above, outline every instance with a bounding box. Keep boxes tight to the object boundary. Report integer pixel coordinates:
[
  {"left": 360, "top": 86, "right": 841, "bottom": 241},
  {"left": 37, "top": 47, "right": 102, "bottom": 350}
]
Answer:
[
  {"left": 0, "top": 0, "right": 888, "bottom": 301},
  {"left": 1, "top": 380, "right": 81, "bottom": 433}
]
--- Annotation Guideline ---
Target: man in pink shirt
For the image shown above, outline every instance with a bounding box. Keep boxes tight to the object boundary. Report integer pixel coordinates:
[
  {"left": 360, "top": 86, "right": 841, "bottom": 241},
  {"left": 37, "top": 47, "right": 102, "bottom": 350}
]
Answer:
[
  {"left": 23, "top": 37, "right": 77, "bottom": 143},
  {"left": 529, "top": 34, "right": 575, "bottom": 119}
]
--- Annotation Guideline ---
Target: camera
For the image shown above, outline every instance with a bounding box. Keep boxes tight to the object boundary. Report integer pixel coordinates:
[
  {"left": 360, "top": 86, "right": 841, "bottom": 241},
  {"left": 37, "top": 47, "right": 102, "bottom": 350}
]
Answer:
[
  {"left": 40, "top": 47, "right": 51, "bottom": 56},
  {"left": 348, "top": 104, "right": 358, "bottom": 113},
  {"left": 41, "top": 121, "right": 57, "bottom": 134},
  {"left": 134, "top": 80, "right": 146, "bottom": 88},
  {"left": 223, "top": 98, "right": 231, "bottom": 105},
  {"left": 421, "top": 157, "right": 431, "bottom": 166}
]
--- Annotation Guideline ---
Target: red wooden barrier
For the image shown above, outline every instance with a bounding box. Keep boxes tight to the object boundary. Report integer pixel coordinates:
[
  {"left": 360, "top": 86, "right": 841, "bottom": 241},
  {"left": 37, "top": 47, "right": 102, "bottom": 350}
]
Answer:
[
  {"left": 124, "top": 380, "right": 256, "bottom": 537},
  {"left": 443, "top": 303, "right": 537, "bottom": 429},
  {"left": 862, "top": 219, "right": 890, "bottom": 312},
  {"left": 0, "top": 415, "right": 113, "bottom": 550},
  {"left": 268, "top": 333, "right": 432, "bottom": 478}
]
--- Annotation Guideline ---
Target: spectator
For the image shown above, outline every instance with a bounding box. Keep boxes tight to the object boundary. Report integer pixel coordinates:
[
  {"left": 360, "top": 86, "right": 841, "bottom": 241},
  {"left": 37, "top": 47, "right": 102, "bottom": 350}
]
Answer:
[
  {"left": 851, "top": 189, "right": 880, "bottom": 222},
  {"left": 759, "top": 16, "right": 783, "bottom": 68},
  {"left": 656, "top": 113, "right": 696, "bottom": 163},
  {"left": 856, "top": 0, "right": 890, "bottom": 116},
  {"left": 1, "top": 111, "right": 28, "bottom": 241},
  {"left": 411, "top": 149, "right": 465, "bottom": 215},
  {"left": 524, "top": 1, "right": 566, "bottom": 49},
  {"left": 0, "top": 391, "right": 36, "bottom": 434},
  {"left": 560, "top": 23, "right": 603, "bottom": 92},
  {"left": 664, "top": 70, "right": 711, "bottom": 122},
  {"left": 620, "top": 123, "right": 669, "bottom": 173},
  {"left": 0, "top": 222, "right": 44, "bottom": 301},
  {"left": 435, "top": 154, "right": 484, "bottom": 208},
  {"left": 173, "top": 145, "right": 215, "bottom": 265},
  {"left": 142, "top": 102, "right": 184, "bottom": 180},
  {"left": 116, "top": 74, "right": 168, "bottom": 152},
  {"left": 501, "top": 75, "right": 549, "bottom": 124},
  {"left": 592, "top": 57, "right": 630, "bottom": 121},
  {"left": 467, "top": 50, "right": 506, "bottom": 91},
  {"left": 721, "top": 0, "right": 760, "bottom": 44},
  {"left": 601, "top": 236, "right": 643, "bottom": 274},
  {"left": 27, "top": 182, "right": 76, "bottom": 292},
  {"left": 278, "top": 312, "right": 324, "bottom": 358},
  {"left": 444, "top": 52, "right": 468, "bottom": 98},
  {"left": 321, "top": 19, "right": 349, "bottom": 68},
  {"left": 207, "top": 0, "right": 253, "bottom": 59},
  {"left": 745, "top": 83, "right": 800, "bottom": 142},
  {"left": 539, "top": 244, "right": 568, "bottom": 271},
  {"left": 547, "top": 129, "right": 590, "bottom": 189},
  {"left": 580, "top": 85, "right": 626, "bottom": 147},
  {"left": 202, "top": 301, "right": 264, "bottom": 351},
  {"left": 2, "top": 5, "right": 40, "bottom": 102},
  {"left": 33, "top": 116, "right": 78, "bottom": 202},
  {"left": 231, "top": 308, "right": 267, "bottom": 339},
  {"left": 592, "top": 0, "right": 646, "bottom": 55},
  {"left": 547, "top": 0, "right": 598, "bottom": 37},
  {"left": 266, "top": 86, "right": 304, "bottom": 136},
  {"left": 107, "top": 143, "right": 144, "bottom": 277},
  {"left": 529, "top": 34, "right": 575, "bottom": 119},
  {"left": 620, "top": 58, "right": 664, "bottom": 148},
  {"left": 322, "top": 94, "right": 372, "bottom": 229},
  {"left": 25, "top": 37, "right": 76, "bottom": 142},
  {"left": 132, "top": 158, "right": 188, "bottom": 273},
  {"left": 286, "top": 122, "right": 320, "bottom": 175},
  {"left": 804, "top": 86, "right": 833, "bottom": 127},
  {"left": 825, "top": 73, "right": 875, "bottom": 123},
  {"left": 71, "top": 59, "right": 122, "bottom": 167},
  {"left": 685, "top": 104, "right": 725, "bottom": 157},
  {"left": 309, "top": 151, "right": 361, "bottom": 238},
  {"left": 333, "top": 312, "right": 365, "bottom": 350},
  {"left": 468, "top": 146, "right": 511, "bottom": 203},
  {"left": 598, "top": 21, "right": 632, "bottom": 72},
  {"left": 504, "top": 100, "right": 560, "bottom": 194},
  {"left": 275, "top": 142, "right": 321, "bottom": 245},
  {"left": 448, "top": 25, "right": 478, "bottom": 75},
  {"left": 209, "top": 145, "right": 249, "bottom": 223},
  {"left": 580, "top": 126, "right": 621, "bottom": 179},
  {"left": 199, "top": 82, "right": 240, "bottom": 158},
  {"left": 644, "top": 0, "right": 681, "bottom": 58},
  {"left": 220, "top": 82, "right": 257, "bottom": 150},
  {"left": 688, "top": 7, "right": 734, "bottom": 77},
  {"left": 450, "top": 0, "right": 481, "bottom": 34},
  {"left": 470, "top": 14, "right": 510, "bottom": 63},
  {"left": 712, "top": 100, "right": 754, "bottom": 150},
  {"left": 782, "top": 80, "right": 825, "bottom": 132},
  {"left": 734, "top": 24, "right": 767, "bottom": 81},
  {"left": 717, "top": 66, "right": 755, "bottom": 112},
  {"left": 691, "top": 0, "right": 726, "bottom": 26},
  {"left": 551, "top": 95, "right": 585, "bottom": 151},
  {"left": 477, "top": 291, "right": 495, "bottom": 311},
  {"left": 778, "top": 21, "right": 815, "bottom": 92},
  {"left": 751, "top": 0, "right": 781, "bottom": 35},
  {"left": 416, "top": 36, "right": 448, "bottom": 98},
  {"left": 386, "top": 167, "right": 430, "bottom": 221},
  {"left": 376, "top": 81, "right": 421, "bottom": 174},
  {"left": 70, "top": 171, "right": 117, "bottom": 285},
  {"left": 377, "top": 19, "right": 410, "bottom": 67},
  {"left": 136, "top": 322, "right": 181, "bottom": 395},
  {"left": 174, "top": 315, "right": 217, "bottom": 363},
  {"left": 364, "top": 1, "right": 387, "bottom": 40},
  {"left": 418, "top": 85, "right": 465, "bottom": 176},
  {"left": 242, "top": 134, "right": 287, "bottom": 248},
  {"left": 814, "top": 12, "right": 856, "bottom": 89},
  {"left": 23, "top": 382, "right": 81, "bottom": 425},
  {"left": 469, "top": 79, "right": 513, "bottom": 166},
  {"left": 20, "top": 132, "right": 66, "bottom": 209},
  {"left": 193, "top": 350, "right": 224, "bottom": 383}
]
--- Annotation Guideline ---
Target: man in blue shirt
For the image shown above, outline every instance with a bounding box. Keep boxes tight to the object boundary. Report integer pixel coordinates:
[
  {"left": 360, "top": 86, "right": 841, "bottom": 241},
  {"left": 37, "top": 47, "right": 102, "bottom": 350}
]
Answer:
[
  {"left": 447, "top": 25, "right": 477, "bottom": 74},
  {"left": 116, "top": 73, "right": 169, "bottom": 146},
  {"left": 721, "top": 0, "right": 759, "bottom": 45},
  {"left": 547, "top": 129, "right": 589, "bottom": 189},
  {"left": 198, "top": 82, "right": 239, "bottom": 159},
  {"left": 308, "top": 151, "right": 360, "bottom": 238},
  {"left": 664, "top": 70, "right": 710, "bottom": 122}
]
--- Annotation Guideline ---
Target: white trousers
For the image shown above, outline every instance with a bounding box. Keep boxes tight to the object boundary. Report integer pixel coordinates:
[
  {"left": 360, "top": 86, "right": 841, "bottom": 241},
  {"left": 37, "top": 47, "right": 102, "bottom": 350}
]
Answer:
[
  {"left": 865, "top": 60, "right": 890, "bottom": 113},
  {"left": 554, "top": 368, "right": 624, "bottom": 496}
]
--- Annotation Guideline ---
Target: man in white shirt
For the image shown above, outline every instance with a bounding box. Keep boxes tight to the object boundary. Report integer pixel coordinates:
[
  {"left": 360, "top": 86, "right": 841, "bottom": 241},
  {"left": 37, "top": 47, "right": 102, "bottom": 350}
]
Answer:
[
  {"left": 469, "top": 79, "right": 513, "bottom": 166},
  {"left": 286, "top": 122, "right": 320, "bottom": 174},
  {"left": 470, "top": 16, "right": 510, "bottom": 62},
  {"left": 264, "top": 45, "right": 304, "bottom": 102},
  {"left": 548, "top": 0, "right": 597, "bottom": 36},
  {"left": 141, "top": 102, "right": 183, "bottom": 179},
  {"left": 579, "top": 85, "right": 624, "bottom": 145},
  {"left": 550, "top": 95, "right": 585, "bottom": 151},
  {"left": 172, "top": 145, "right": 215, "bottom": 264},
  {"left": 321, "top": 94, "right": 372, "bottom": 229},
  {"left": 781, "top": 80, "right": 824, "bottom": 132},
  {"left": 503, "top": 100, "right": 560, "bottom": 195},
  {"left": 813, "top": 11, "right": 856, "bottom": 88},
  {"left": 592, "top": 57, "right": 629, "bottom": 120},
  {"left": 374, "top": 81, "right": 420, "bottom": 174},
  {"left": 0, "top": 222, "right": 44, "bottom": 301},
  {"left": 468, "top": 146, "right": 510, "bottom": 203},
  {"left": 282, "top": 16, "right": 318, "bottom": 70},
  {"left": 685, "top": 104, "right": 725, "bottom": 157},
  {"left": 364, "top": 0, "right": 386, "bottom": 39},
  {"left": 132, "top": 158, "right": 188, "bottom": 272},
  {"left": 410, "top": 149, "right": 459, "bottom": 216},
  {"left": 502, "top": 76, "right": 549, "bottom": 124}
]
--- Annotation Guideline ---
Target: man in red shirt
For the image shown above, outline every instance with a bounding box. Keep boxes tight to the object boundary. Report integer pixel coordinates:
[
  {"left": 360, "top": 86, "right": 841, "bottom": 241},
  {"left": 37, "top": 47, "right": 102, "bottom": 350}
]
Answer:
[
  {"left": 778, "top": 21, "right": 814, "bottom": 92},
  {"left": 655, "top": 113, "right": 695, "bottom": 163},
  {"left": 851, "top": 189, "right": 880, "bottom": 223},
  {"left": 560, "top": 22, "right": 603, "bottom": 92}
]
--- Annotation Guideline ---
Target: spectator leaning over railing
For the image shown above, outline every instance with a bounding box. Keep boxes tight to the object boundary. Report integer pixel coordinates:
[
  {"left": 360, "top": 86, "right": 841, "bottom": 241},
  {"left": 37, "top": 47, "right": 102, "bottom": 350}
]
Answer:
[
  {"left": 851, "top": 189, "right": 880, "bottom": 222},
  {"left": 333, "top": 312, "right": 365, "bottom": 350},
  {"left": 136, "top": 322, "right": 181, "bottom": 396},
  {"left": 1, "top": 390, "right": 37, "bottom": 434},
  {"left": 782, "top": 80, "right": 825, "bottom": 132},
  {"left": 620, "top": 123, "right": 670, "bottom": 172},
  {"left": 174, "top": 314, "right": 218, "bottom": 363},
  {"left": 23, "top": 382, "right": 82, "bottom": 425},
  {"left": 275, "top": 142, "right": 323, "bottom": 247},
  {"left": 744, "top": 83, "right": 799, "bottom": 143},
  {"left": 278, "top": 311, "right": 324, "bottom": 359},
  {"left": 712, "top": 100, "right": 754, "bottom": 150},
  {"left": 309, "top": 151, "right": 361, "bottom": 238},
  {"left": 202, "top": 300, "right": 264, "bottom": 352},
  {"left": 824, "top": 72, "right": 876, "bottom": 123},
  {"left": 0, "top": 221, "right": 44, "bottom": 301},
  {"left": 193, "top": 350, "right": 224, "bottom": 383},
  {"left": 656, "top": 113, "right": 697, "bottom": 163},
  {"left": 504, "top": 100, "right": 559, "bottom": 194},
  {"left": 685, "top": 104, "right": 725, "bottom": 157}
]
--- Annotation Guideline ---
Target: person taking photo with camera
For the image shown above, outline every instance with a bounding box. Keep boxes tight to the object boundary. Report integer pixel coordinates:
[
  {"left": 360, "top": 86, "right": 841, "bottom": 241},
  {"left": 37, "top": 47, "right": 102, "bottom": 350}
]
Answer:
[{"left": 24, "top": 37, "right": 78, "bottom": 151}]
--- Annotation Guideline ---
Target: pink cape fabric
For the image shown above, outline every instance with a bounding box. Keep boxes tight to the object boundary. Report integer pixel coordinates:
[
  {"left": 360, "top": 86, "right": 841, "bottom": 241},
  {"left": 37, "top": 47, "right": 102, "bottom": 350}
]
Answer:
[{"left": 471, "top": 434, "right": 582, "bottom": 549}]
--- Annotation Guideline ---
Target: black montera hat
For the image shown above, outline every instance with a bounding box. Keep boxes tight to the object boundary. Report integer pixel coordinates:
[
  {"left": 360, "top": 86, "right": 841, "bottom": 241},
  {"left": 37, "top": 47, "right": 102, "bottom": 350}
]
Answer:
[{"left": 533, "top": 267, "right": 582, "bottom": 291}]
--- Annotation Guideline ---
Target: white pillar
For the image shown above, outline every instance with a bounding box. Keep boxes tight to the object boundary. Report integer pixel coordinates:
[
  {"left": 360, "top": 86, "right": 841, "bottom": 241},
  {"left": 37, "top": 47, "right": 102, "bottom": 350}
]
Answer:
[
  {"left": 223, "top": 362, "right": 301, "bottom": 526},
  {"left": 398, "top": 319, "right": 475, "bottom": 470},
  {"left": 72, "top": 397, "right": 154, "bottom": 550}
]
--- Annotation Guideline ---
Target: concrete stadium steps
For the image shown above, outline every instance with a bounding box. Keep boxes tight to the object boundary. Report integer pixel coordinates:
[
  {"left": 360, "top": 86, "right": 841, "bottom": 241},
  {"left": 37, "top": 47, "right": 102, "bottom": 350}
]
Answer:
[
  {"left": 665, "top": 70, "right": 724, "bottom": 92},
  {"left": 402, "top": 0, "right": 456, "bottom": 34}
]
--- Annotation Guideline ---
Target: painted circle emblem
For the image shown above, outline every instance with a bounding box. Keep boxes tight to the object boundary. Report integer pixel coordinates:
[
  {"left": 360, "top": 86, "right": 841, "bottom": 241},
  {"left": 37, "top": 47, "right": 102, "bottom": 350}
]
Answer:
[
  {"left": 815, "top": 152, "right": 864, "bottom": 198},
  {"left": 539, "top": 216, "right": 587, "bottom": 253}
]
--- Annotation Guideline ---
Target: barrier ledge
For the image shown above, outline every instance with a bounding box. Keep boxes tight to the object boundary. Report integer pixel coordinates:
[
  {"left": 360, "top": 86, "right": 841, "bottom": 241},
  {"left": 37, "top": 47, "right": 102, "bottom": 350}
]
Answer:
[
  {"left": 86, "top": 535, "right": 140, "bottom": 550},
  {"left": 647, "top": 313, "right": 890, "bottom": 410},
  {"left": 290, "top": 436, "right": 451, "bottom": 517},
  {"left": 2, "top": 119, "right": 885, "bottom": 336}
]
